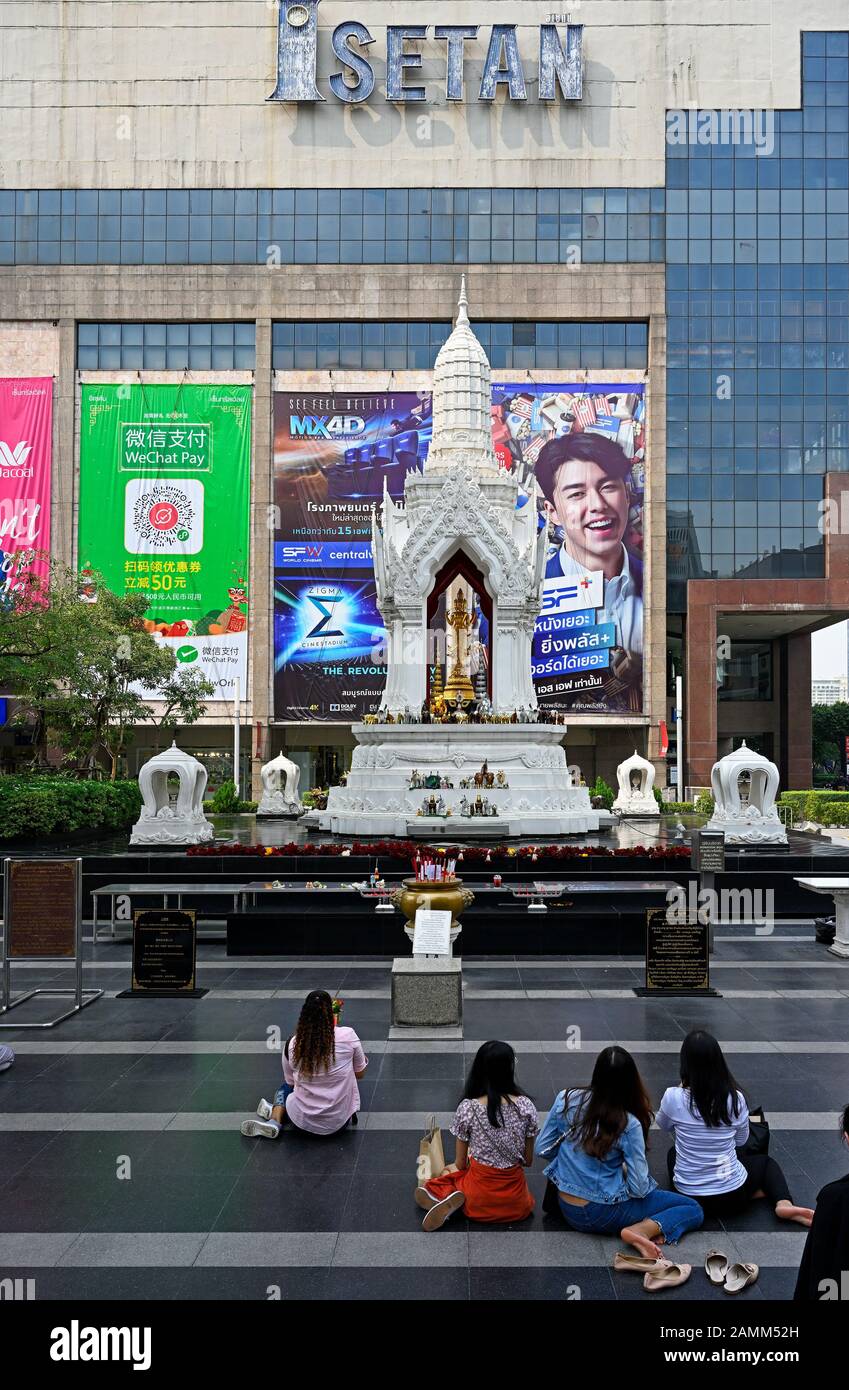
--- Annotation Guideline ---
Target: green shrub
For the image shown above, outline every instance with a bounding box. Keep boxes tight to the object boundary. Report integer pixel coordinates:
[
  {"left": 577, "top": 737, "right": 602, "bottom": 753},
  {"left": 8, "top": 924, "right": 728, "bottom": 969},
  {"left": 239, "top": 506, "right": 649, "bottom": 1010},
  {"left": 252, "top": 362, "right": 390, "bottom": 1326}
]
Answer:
[
  {"left": 694, "top": 790, "right": 714, "bottom": 817},
  {"left": 816, "top": 801, "right": 849, "bottom": 827},
  {"left": 780, "top": 790, "right": 849, "bottom": 822},
  {"left": 591, "top": 776, "right": 614, "bottom": 810},
  {"left": 661, "top": 801, "right": 697, "bottom": 814},
  {"left": 208, "top": 779, "right": 254, "bottom": 813},
  {"left": 0, "top": 775, "right": 142, "bottom": 840}
]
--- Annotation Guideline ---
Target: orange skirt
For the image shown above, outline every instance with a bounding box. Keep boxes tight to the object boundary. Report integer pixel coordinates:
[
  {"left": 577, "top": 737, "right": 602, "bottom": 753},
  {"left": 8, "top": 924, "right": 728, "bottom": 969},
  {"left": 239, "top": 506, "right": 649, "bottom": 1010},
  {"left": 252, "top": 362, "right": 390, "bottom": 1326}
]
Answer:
[{"left": 425, "top": 1157, "right": 534, "bottom": 1223}]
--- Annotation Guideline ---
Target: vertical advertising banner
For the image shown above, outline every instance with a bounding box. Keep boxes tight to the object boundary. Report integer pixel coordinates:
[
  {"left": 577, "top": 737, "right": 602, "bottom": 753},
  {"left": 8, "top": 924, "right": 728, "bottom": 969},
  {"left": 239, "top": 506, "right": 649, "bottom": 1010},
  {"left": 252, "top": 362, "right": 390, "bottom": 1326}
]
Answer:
[
  {"left": 273, "top": 382, "right": 644, "bottom": 719},
  {"left": 273, "top": 391, "right": 430, "bottom": 718},
  {"left": 0, "top": 377, "right": 52, "bottom": 601},
  {"left": 493, "top": 383, "right": 646, "bottom": 714},
  {"left": 78, "top": 384, "right": 251, "bottom": 698}
]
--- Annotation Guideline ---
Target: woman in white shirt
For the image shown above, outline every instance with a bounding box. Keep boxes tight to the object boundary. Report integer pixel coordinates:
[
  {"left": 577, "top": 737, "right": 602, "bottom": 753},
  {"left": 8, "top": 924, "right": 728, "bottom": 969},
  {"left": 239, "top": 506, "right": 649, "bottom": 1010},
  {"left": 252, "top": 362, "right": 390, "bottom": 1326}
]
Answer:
[{"left": 658, "top": 1031, "right": 813, "bottom": 1227}]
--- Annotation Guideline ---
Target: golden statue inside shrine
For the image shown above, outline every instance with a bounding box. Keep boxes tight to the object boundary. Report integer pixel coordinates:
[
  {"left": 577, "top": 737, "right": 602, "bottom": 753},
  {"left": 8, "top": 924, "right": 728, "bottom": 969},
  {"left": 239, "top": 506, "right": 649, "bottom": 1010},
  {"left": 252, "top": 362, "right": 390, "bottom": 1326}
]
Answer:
[{"left": 442, "top": 587, "right": 476, "bottom": 705}]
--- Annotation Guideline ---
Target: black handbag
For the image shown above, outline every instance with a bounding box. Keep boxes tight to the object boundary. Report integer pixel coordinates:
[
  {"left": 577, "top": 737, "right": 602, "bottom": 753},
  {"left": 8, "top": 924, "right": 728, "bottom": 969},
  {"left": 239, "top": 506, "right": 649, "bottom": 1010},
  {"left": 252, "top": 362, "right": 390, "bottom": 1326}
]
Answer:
[
  {"left": 542, "top": 1178, "right": 562, "bottom": 1215},
  {"left": 738, "top": 1105, "right": 769, "bottom": 1157}
]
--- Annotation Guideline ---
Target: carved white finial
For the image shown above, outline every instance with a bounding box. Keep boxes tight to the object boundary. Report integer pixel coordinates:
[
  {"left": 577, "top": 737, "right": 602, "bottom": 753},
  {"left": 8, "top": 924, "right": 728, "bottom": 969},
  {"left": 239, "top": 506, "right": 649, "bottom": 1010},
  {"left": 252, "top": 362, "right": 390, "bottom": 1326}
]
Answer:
[
  {"left": 457, "top": 275, "right": 469, "bottom": 326},
  {"left": 424, "top": 272, "right": 498, "bottom": 475}
]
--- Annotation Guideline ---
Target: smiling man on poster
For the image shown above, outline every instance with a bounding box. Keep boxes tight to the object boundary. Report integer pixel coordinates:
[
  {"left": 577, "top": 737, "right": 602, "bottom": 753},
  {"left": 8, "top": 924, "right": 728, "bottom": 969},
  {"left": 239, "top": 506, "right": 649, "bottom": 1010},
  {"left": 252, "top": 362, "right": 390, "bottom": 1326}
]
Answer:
[{"left": 535, "top": 431, "right": 643, "bottom": 707}]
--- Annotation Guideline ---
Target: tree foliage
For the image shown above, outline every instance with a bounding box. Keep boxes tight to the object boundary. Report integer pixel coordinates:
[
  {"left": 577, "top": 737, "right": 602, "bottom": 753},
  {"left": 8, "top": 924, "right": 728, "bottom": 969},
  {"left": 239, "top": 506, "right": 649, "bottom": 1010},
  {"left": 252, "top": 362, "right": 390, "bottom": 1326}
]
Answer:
[
  {"left": 812, "top": 702, "right": 849, "bottom": 770},
  {"left": 0, "top": 561, "right": 214, "bottom": 777}
]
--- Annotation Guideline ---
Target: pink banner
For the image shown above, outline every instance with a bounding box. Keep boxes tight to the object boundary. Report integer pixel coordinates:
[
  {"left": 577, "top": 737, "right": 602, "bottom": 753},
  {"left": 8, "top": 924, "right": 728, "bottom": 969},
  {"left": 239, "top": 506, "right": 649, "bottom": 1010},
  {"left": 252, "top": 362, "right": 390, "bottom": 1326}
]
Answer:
[{"left": 0, "top": 377, "right": 52, "bottom": 597}]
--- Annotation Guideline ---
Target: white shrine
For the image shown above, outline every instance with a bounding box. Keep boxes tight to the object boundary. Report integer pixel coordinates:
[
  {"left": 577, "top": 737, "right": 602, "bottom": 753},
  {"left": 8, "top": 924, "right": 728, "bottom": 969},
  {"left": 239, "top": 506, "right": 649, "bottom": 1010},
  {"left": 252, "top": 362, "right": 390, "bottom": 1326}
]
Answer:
[
  {"left": 612, "top": 750, "right": 660, "bottom": 817},
  {"left": 319, "top": 280, "right": 599, "bottom": 838},
  {"left": 130, "top": 742, "right": 214, "bottom": 846},
  {"left": 704, "top": 742, "right": 788, "bottom": 845},
  {"left": 257, "top": 751, "right": 303, "bottom": 817}
]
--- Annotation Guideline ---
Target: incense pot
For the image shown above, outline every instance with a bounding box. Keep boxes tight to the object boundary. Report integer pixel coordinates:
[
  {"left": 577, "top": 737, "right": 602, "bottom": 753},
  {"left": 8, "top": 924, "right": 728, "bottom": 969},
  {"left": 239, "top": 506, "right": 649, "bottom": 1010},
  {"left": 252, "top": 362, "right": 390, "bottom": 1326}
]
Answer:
[{"left": 391, "top": 877, "right": 475, "bottom": 933}]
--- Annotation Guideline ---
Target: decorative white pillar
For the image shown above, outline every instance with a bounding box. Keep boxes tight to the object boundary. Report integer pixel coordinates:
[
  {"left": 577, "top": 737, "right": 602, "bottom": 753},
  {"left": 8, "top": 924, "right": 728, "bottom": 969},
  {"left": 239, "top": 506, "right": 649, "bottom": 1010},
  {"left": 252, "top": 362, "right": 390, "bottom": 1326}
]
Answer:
[
  {"left": 704, "top": 742, "right": 787, "bottom": 845},
  {"left": 257, "top": 751, "right": 303, "bottom": 817},
  {"left": 612, "top": 750, "right": 660, "bottom": 816},
  {"left": 130, "top": 743, "right": 214, "bottom": 845}
]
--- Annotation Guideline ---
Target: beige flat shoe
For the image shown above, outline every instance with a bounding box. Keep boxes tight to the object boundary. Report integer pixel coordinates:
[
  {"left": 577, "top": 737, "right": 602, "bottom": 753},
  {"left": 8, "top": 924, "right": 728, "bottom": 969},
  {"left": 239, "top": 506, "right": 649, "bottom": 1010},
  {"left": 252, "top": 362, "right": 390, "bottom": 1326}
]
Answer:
[
  {"left": 613, "top": 1252, "right": 670, "bottom": 1273},
  {"left": 643, "top": 1262, "right": 692, "bottom": 1292},
  {"left": 724, "top": 1262, "right": 759, "bottom": 1293},
  {"left": 414, "top": 1185, "right": 437, "bottom": 1212},
  {"left": 705, "top": 1250, "right": 730, "bottom": 1285}
]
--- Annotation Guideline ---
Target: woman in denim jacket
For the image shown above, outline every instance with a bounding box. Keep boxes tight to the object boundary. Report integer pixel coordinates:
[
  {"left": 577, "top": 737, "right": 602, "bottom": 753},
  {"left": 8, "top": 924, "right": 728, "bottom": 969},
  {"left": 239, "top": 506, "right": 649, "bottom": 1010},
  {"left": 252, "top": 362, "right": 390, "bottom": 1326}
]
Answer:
[{"left": 536, "top": 1046, "right": 703, "bottom": 1258}]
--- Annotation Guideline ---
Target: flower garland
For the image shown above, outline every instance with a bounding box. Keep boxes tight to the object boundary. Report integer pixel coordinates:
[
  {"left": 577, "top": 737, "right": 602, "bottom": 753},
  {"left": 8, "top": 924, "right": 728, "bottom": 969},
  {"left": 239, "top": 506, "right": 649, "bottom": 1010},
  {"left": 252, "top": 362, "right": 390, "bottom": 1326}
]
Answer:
[{"left": 187, "top": 840, "right": 691, "bottom": 861}]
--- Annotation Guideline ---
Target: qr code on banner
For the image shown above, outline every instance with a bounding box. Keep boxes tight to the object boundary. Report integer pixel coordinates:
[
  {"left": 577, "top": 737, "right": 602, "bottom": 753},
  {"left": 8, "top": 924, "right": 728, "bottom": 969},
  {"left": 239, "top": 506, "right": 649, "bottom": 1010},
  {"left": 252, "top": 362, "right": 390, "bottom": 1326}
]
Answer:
[{"left": 124, "top": 478, "right": 204, "bottom": 554}]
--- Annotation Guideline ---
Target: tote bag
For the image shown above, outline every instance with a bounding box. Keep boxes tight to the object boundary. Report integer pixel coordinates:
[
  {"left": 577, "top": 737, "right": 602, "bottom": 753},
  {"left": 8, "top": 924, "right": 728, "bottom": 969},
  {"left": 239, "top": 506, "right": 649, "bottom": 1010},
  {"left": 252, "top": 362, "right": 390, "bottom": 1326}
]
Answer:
[{"left": 417, "top": 1113, "right": 446, "bottom": 1183}]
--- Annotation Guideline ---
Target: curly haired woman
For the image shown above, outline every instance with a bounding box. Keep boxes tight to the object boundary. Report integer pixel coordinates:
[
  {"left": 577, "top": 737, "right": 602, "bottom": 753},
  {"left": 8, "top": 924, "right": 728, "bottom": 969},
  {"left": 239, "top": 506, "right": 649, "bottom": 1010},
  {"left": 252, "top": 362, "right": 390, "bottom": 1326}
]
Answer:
[{"left": 241, "top": 990, "right": 368, "bottom": 1139}]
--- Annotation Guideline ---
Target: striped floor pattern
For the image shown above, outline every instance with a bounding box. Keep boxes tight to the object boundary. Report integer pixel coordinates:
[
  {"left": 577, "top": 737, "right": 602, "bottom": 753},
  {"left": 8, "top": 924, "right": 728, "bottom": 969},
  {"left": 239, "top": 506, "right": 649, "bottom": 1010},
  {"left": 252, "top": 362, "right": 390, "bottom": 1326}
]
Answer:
[{"left": 0, "top": 927, "right": 846, "bottom": 1301}]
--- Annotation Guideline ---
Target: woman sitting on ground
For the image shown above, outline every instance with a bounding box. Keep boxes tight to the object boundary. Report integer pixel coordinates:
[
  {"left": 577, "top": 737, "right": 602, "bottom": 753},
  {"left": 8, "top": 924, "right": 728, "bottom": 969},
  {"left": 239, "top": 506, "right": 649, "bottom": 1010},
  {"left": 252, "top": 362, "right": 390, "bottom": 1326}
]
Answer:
[
  {"left": 536, "top": 1045, "right": 703, "bottom": 1258},
  {"left": 416, "top": 1040, "right": 539, "bottom": 1232},
  {"left": 795, "top": 1103, "right": 849, "bottom": 1300},
  {"left": 658, "top": 1029, "right": 813, "bottom": 1227},
  {"left": 241, "top": 990, "right": 367, "bottom": 1139}
]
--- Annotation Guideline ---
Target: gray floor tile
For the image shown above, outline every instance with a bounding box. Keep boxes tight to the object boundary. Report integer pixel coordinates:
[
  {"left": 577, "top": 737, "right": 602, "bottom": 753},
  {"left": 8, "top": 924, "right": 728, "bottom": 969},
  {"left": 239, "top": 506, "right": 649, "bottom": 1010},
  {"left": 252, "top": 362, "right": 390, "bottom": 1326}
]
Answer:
[
  {"left": 332, "top": 1232, "right": 469, "bottom": 1267},
  {"left": 85, "top": 1175, "right": 239, "bottom": 1233},
  {"left": 195, "top": 1232, "right": 337, "bottom": 1266},
  {"left": 57, "top": 1232, "right": 208, "bottom": 1267}
]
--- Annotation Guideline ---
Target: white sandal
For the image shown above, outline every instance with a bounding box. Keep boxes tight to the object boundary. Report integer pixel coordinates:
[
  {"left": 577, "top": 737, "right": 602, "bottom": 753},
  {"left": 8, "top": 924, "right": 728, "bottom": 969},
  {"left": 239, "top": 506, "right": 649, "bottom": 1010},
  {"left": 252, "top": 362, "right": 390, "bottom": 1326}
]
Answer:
[
  {"left": 724, "top": 1262, "right": 759, "bottom": 1293},
  {"left": 705, "top": 1250, "right": 729, "bottom": 1285}
]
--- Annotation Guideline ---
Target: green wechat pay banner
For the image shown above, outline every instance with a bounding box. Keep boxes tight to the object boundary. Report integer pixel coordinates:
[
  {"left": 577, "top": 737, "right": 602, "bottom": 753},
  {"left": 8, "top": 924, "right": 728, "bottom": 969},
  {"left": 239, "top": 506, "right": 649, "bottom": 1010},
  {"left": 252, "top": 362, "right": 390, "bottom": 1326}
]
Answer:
[{"left": 78, "top": 384, "right": 251, "bottom": 697}]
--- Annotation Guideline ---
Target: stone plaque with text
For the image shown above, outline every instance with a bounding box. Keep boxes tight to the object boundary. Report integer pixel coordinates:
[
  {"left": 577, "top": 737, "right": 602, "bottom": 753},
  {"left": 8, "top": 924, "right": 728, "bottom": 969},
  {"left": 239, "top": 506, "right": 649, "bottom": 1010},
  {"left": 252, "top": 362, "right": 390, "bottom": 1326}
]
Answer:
[
  {"left": 691, "top": 831, "right": 725, "bottom": 874},
  {"left": 643, "top": 908, "right": 712, "bottom": 994},
  {"left": 131, "top": 909, "right": 198, "bottom": 993},
  {"left": 7, "top": 859, "right": 78, "bottom": 959}
]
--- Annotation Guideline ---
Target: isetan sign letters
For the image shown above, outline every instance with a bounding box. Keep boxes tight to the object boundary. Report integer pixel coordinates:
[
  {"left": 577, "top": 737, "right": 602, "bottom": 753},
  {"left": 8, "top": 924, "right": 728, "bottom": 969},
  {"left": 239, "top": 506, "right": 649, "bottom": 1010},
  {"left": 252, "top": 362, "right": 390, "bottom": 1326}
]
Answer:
[{"left": 270, "top": 1, "right": 583, "bottom": 105}]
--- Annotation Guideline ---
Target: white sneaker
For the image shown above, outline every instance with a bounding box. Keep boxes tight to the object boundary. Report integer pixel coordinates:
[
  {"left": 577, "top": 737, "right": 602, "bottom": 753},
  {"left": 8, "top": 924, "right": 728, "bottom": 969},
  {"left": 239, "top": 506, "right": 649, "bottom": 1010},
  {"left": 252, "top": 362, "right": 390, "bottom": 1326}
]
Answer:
[
  {"left": 241, "top": 1118, "right": 281, "bottom": 1140},
  {"left": 256, "top": 1098, "right": 273, "bottom": 1120},
  {"left": 422, "top": 1191, "right": 465, "bottom": 1231}
]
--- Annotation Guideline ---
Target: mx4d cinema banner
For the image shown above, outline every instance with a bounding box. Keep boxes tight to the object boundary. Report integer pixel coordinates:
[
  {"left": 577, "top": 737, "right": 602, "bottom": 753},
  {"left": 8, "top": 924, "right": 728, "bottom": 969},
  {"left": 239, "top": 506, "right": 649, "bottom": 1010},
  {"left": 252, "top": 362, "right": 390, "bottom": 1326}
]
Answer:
[
  {"left": 273, "top": 383, "right": 644, "bottom": 719},
  {"left": 78, "top": 384, "right": 251, "bottom": 698},
  {"left": 272, "top": 391, "right": 429, "bottom": 718},
  {"left": 0, "top": 377, "right": 52, "bottom": 601}
]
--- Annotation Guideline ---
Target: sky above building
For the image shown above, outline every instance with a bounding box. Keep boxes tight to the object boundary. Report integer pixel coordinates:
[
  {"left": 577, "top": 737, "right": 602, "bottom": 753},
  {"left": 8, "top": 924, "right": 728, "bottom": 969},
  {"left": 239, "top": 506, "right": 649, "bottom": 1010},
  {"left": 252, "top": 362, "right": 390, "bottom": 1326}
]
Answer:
[{"left": 812, "top": 618, "right": 849, "bottom": 680}]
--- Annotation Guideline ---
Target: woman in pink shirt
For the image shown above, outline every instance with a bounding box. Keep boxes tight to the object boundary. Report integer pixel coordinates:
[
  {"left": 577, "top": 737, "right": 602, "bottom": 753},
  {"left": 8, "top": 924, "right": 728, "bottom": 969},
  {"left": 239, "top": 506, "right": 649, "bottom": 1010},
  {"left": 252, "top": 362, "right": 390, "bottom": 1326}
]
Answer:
[{"left": 241, "top": 990, "right": 368, "bottom": 1139}]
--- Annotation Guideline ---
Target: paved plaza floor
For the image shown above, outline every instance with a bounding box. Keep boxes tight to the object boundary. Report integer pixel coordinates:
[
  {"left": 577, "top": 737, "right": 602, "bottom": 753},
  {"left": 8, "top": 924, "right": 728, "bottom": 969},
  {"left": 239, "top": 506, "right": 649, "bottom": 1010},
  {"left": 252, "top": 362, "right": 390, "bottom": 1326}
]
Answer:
[{"left": 1, "top": 923, "right": 847, "bottom": 1302}]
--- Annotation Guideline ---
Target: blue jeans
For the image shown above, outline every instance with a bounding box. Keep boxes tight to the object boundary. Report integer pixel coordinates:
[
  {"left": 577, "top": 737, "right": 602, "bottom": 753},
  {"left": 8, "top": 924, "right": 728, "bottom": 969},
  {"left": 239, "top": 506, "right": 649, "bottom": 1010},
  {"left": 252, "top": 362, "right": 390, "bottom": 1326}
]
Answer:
[
  {"left": 273, "top": 1082, "right": 294, "bottom": 1120},
  {"left": 558, "top": 1188, "right": 704, "bottom": 1246}
]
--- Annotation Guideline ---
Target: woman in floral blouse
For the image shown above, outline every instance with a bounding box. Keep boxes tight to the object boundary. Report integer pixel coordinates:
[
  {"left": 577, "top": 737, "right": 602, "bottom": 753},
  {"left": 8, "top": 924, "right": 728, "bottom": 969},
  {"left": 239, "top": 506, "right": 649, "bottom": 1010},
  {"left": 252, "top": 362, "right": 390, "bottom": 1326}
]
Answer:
[{"left": 416, "top": 1040, "right": 539, "bottom": 1232}]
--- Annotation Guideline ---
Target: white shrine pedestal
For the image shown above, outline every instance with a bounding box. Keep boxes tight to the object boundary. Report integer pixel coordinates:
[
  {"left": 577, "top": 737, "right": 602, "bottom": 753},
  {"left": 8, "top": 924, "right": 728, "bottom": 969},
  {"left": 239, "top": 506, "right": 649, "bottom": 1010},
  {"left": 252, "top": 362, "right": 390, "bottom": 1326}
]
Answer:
[
  {"left": 319, "top": 724, "right": 600, "bottom": 838},
  {"left": 795, "top": 877, "right": 849, "bottom": 959}
]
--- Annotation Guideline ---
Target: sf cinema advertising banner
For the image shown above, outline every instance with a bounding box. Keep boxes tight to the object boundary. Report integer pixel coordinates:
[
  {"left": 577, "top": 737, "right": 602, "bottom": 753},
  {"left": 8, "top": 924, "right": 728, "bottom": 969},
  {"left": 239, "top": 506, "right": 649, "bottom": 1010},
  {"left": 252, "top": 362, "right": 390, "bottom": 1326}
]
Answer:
[
  {"left": 273, "top": 384, "right": 645, "bottom": 719},
  {"left": 0, "top": 377, "right": 52, "bottom": 601},
  {"left": 78, "top": 384, "right": 251, "bottom": 698}
]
